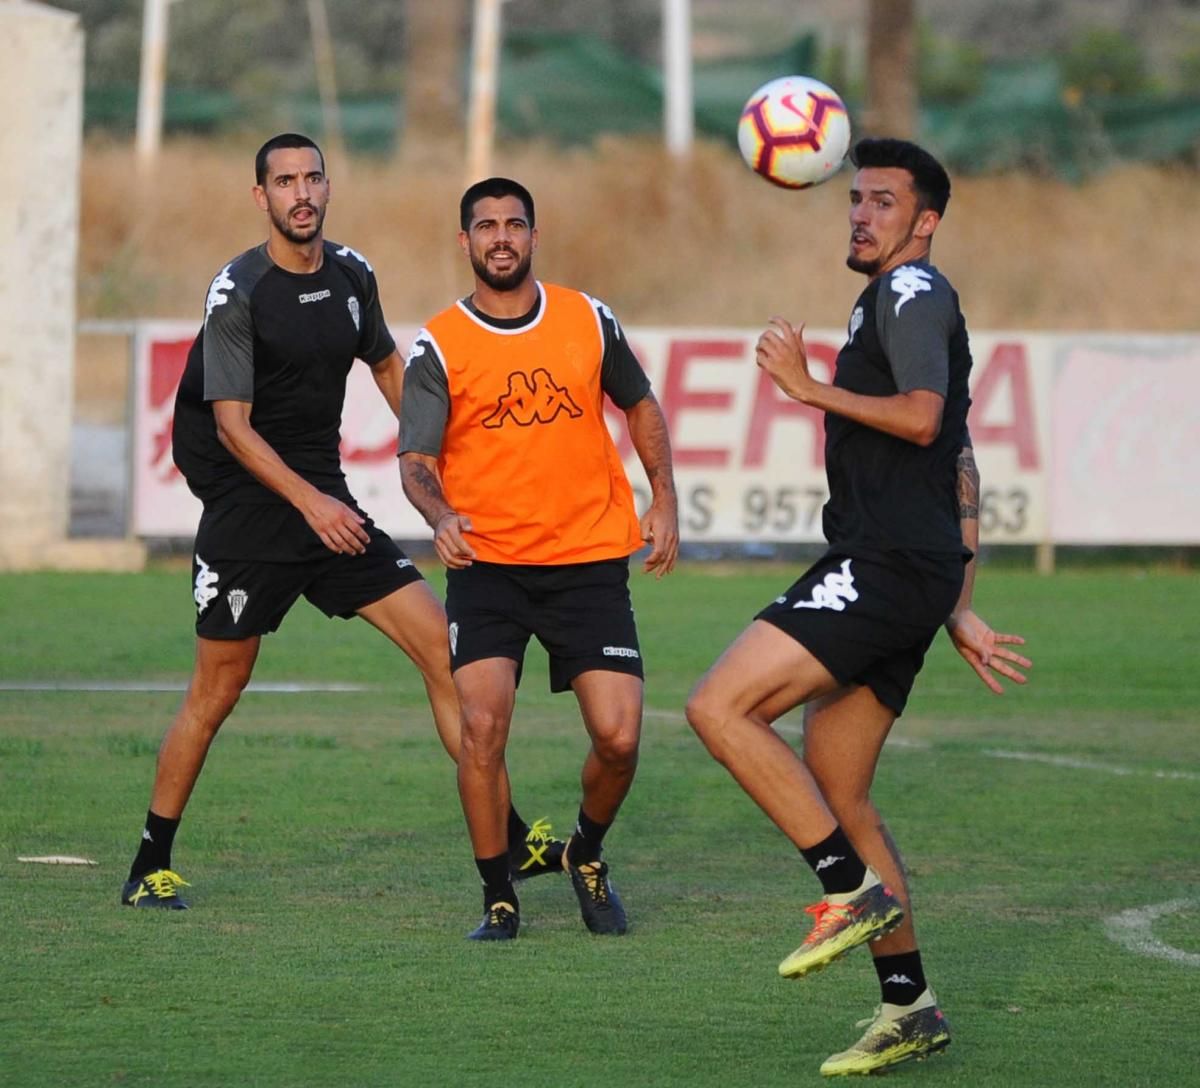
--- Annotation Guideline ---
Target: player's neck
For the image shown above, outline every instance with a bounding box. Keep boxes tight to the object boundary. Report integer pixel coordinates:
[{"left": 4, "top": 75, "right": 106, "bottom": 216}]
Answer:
[
  {"left": 265, "top": 233, "right": 325, "bottom": 275},
  {"left": 469, "top": 277, "right": 538, "bottom": 319},
  {"left": 870, "top": 240, "right": 931, "bottom": 281}
]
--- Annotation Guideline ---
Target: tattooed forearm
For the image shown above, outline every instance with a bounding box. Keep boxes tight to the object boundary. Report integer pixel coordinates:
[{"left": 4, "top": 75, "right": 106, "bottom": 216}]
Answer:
[
  {"left": 957, "top": 445, "right": 980, "bottom": 520},
  {"left": 399, "top": 454, "right": 453, "bottom": 529},
  {"left": 626, "top": 392, "right": 677, "bottom": 501}
]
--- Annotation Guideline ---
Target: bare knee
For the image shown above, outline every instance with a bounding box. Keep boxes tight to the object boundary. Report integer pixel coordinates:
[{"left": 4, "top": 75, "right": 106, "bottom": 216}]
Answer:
[
  {"left": 591, "top": 723, "right": 640, "bottom": 771},
  {"left": 459, "top": 704, "right": 509, "bottom": 767},
  {"left": 685, "top": 684, "right": 736, "bottom": 760}
]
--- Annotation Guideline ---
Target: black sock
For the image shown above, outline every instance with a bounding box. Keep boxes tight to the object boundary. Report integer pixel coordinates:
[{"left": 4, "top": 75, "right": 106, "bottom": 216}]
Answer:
[
  {"left": 474, "top": 853, "right": 517, "bottom": 911},
  {"left": 874, "top": 950, "right": 927, "bottom": 1006},
  {"left": 567, "top": 806, "right": 611, "bottom": 866},
  {"left": 128, "top": 810, "right": 180, "bottom": 882},
  {"left": 800, "top": 826, "right": 867, "bottom": 895},
  {"left": 507, "top": 806, "right": 528, "bottom": 848}
]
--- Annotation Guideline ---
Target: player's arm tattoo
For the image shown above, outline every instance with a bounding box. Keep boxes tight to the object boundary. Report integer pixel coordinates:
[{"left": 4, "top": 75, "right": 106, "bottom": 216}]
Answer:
[
  {"left": 399, "top": 453, "right": 455, "bottom": 529},
  {"left": 956, "top": 445, "right": 980, "bottom": 520},
  {"left": 625, "top": 392, "right": 677, "bottom": 502}
]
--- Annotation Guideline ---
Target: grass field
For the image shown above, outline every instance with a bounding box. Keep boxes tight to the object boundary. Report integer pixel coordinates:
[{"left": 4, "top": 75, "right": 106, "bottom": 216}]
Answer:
[{"left": 2, "top": 564, "right": 1198, "bottom": 1087}]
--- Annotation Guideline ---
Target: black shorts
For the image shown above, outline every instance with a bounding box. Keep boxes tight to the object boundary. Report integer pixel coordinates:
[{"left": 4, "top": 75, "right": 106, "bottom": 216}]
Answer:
[
  {"left": 445, "top": 559, "right": 643, "bottom": 693},
  {"left": 755, "top": 550, "right": 964, "bottom": 716},
  {"left": 190, "top": 524, "right": 423, "bottom": 639}
]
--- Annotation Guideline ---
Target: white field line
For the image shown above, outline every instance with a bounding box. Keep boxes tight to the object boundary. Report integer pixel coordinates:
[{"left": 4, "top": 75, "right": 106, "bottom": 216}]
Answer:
[
  {"left": 645, "top": 709, "right": 1196, "bottom": 777},
  {"left": 0, "top": 681, "right": 372, "bottom": 693},
  {"left": 1103, "top": 900, "right": 1200, "bottom": 968}
]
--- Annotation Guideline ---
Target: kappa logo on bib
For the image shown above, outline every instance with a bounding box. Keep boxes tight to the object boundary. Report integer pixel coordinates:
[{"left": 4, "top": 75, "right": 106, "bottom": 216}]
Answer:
[{"left": 482, "top": 368, "right": 583, "bottom": 429}]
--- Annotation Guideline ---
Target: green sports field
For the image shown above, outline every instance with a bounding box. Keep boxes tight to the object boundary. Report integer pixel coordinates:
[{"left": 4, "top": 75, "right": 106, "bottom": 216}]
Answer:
[{"left": 2, "top": 564, "right": 1197, "bottom": 1087}]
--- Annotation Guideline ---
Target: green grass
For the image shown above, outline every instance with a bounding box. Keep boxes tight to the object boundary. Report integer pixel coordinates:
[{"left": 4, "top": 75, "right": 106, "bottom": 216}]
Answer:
[{"left": 2, "top": 565, "right": 1198, "bottom": 1087}]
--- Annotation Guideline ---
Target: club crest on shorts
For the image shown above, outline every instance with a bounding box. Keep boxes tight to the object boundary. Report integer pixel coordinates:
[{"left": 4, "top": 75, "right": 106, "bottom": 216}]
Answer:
[
  {"left": 347, "top": 295, "right": 360, "bottom": 330},
  {"left": 227, "top": 588, "right": 249, "bottom": 623},
  {"left": 448, "top": 621, "right": 459, "bottom": 656}
]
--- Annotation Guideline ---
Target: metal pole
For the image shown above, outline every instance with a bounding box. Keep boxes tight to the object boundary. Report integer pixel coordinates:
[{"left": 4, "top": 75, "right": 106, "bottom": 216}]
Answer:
[
  {"left": 465, "top": 0, "right": 502, "bottom": 186},
  {"left": 663, "top": 0, "right": 693, "bottom": 156},
  {"left": 306, "top": 0, "right": 350, "bottom": 178},
  {"left": 135, "top": 0, "right": 170, "bottom": 175}
]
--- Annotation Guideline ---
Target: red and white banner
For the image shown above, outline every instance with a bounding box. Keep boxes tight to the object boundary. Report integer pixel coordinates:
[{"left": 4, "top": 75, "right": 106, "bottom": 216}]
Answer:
[{"left": 131, "top": 324, "right": 1196, "bottom": 545}]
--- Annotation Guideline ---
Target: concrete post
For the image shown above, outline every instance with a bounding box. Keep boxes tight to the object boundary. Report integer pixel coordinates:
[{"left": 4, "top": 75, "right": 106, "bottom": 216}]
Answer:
[{"left": 0, "top": 2, "right": 144, "bottom": 571}]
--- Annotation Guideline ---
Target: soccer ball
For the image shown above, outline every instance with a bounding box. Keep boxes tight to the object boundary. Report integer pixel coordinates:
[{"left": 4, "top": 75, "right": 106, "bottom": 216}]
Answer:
[{"left": 737, "top": 75, "right": 851, "bottom": 190}]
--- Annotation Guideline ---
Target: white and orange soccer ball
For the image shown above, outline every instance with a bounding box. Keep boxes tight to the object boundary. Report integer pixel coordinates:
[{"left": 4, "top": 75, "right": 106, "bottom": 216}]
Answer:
[{"left": 737, "top": 75, "right": 852, "bottom": 189}]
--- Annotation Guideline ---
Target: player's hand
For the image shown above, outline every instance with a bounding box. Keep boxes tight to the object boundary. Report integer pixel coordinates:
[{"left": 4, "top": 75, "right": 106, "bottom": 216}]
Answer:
[
  {"left": 434, "top": 511, "right": 476, "bottom": 569},
  {"left": 945, "top": 608, "right": 1031, "bottom": 694},
  {"left": 755, "top": 317, "right": 814, "bottom": 402},
  {"left": 304, "top": 492, "right": 371, "bottom": 555},
  {"left": 640, "top": 497, "right": 679, "bottom": 578}
]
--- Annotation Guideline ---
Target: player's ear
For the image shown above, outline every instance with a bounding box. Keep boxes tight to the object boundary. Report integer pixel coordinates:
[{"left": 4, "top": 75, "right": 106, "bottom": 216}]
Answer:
[
  {"left": 252, "top": 184, "right": 268, "bottom": 212},
  {"left": 457, "top": 229, "right": 470, "bottom": 256},
  {"left": 531, "top": 226, "right": 538, "bottom": 252},
  {"left": 915, "top": 208, "right": 940, "bottom": 239}
]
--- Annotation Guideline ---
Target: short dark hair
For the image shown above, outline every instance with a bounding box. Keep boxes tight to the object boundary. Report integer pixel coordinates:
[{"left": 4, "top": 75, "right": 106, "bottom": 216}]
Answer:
[
  {"left": 850, "top": 138, "right": 951, "bottom": 217},
  {"left": 255, "top": 133, "right": 325, "bottom": 186},
  {"left": 459, "top": 177, "right": 535, "bottom": 230}
]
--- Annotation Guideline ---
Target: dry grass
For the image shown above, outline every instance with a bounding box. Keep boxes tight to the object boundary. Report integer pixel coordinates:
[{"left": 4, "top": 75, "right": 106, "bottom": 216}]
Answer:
[{"left": 82, "top": 136, "right": 1196, "bottom": 332}]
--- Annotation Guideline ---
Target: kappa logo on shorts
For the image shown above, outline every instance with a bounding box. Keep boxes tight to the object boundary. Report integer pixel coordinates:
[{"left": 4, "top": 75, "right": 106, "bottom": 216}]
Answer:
[
  {"left": 482, "top": 369, "right": 583, "bottom": 429},
  {"left": 227, "top": 589, "right": 249, "bottom": 623},
  {"left": 602, "top": 646, "right": 640, "bottom": 659},
  {"left": 792, "top": 558, "right": 858, "bottom": 612},
  {"left": 193, "top": 555, "right": 220, "bottom": 614},
  {"left": 448, "top": 622, "right": 459, "bottom": 656},
  {"left": 395, "top": 558, "right": 413, "bottom": 569}
]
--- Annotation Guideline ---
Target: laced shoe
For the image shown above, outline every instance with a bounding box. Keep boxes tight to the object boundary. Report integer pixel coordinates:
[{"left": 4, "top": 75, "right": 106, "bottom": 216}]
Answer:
[
  {"left": 121, "top": 868, "right": 190, "bottom": 910},
  {"left": 820, "top": 988, "right": 951, "bottom": 1076},
  {"left": 467, "top": 900, "right": 519, "bottom": 941},
  {"left": 566, "top": 852, "right": 627, "bottom": 936},
  {"left": 777, "top": 868, "right": 903, "bottom": 978},
  {"left": 508, "top": 818, "right": 566, "bottom": 882}
]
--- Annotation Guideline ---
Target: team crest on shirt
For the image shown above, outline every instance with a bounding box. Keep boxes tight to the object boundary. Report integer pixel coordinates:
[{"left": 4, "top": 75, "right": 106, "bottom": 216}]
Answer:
[
  {"left": 847, "top": 305, "right": 864, "bottom": 342},
  {"left": 482, "top": 368, "right": 583, "bottom": 429},
  {"left": 890, "top": 265, "right": 933, "bottom": 315},
  {"left": 347, "top": 296, "right": 361, "bottom": 330}
]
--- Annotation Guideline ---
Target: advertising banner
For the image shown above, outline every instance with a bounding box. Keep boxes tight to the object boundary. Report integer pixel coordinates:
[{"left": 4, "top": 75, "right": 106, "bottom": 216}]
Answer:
[{"left": 131, "top": 324, "right": 1193, "bottom": 546}]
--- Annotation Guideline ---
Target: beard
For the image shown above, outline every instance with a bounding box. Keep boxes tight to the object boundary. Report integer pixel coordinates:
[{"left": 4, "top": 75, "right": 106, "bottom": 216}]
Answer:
[
  {"left": 270, "top": 201, "right": 326, "bottom": 244},
  {"left": 471, "top": 246, "right": 533, "bottom": 292},
  {"left": 846, "top": 252, "right": 881, "bottom": 276}
]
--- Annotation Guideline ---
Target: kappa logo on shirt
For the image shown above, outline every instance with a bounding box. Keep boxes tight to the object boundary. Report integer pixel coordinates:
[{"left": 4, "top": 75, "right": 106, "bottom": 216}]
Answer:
[
  {"left": 205, "top": 264, "right": 235, "bottom": 320},
  {"left": 482, "top": 368, "right": 583, "bottom": 429},
  {"left": 298, "top": 289, "right": 332, "bottom": 304},
  {"left": 335, "top": 244, "right": 373, "bottom": 272},
  {"left": 890, "top": 265, "right": 933, "bottom": 315}
]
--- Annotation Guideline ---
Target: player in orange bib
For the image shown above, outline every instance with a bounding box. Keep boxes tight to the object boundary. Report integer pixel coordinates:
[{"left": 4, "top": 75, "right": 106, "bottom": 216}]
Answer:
[{"left": 400, "top": 177, "right": 678, "bottom": 940}]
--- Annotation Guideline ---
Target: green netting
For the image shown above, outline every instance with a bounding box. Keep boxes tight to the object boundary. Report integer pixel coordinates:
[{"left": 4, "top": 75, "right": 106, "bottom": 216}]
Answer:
[{"left": 83, "top": 35, "right": 1200, "bottom": 176}]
